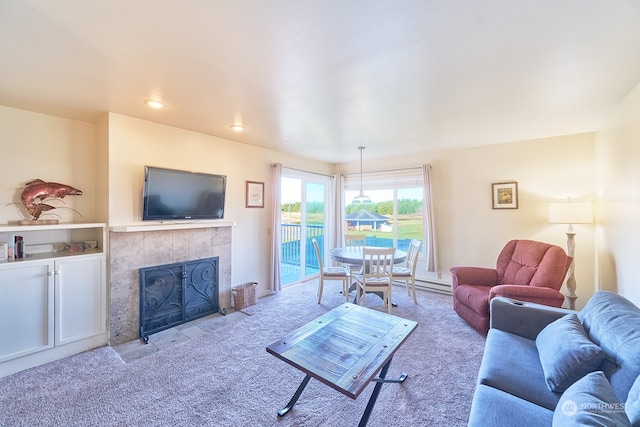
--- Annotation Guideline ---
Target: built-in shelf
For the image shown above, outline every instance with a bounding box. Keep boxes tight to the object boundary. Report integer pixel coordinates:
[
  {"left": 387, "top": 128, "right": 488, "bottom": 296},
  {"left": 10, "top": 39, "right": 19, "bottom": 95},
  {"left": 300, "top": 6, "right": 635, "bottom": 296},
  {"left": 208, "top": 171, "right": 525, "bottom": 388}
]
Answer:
[
  {"left": 110, "top": 220, "right": 236, "bottom": 233},
  {"left": 0, "top": 223, "right": 106, "bottom": 263}
]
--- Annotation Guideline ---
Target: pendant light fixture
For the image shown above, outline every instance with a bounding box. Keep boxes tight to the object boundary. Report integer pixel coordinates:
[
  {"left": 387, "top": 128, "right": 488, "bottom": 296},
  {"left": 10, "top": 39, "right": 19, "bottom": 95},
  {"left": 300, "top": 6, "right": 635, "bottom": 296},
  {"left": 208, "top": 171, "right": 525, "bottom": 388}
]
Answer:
[{"left": 351, "top": 146, "right": 372, "bottom": 204}]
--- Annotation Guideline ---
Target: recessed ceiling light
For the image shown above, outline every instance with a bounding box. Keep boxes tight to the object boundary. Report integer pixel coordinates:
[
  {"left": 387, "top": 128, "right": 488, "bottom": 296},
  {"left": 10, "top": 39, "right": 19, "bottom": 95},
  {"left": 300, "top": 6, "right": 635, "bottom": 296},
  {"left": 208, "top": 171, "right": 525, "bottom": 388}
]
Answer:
[
  {"left": 144, "top": 99, "right": 166, "bottom": 109},
  {"left": 229, "top": 124, "right": 246, "bottom": 132}
]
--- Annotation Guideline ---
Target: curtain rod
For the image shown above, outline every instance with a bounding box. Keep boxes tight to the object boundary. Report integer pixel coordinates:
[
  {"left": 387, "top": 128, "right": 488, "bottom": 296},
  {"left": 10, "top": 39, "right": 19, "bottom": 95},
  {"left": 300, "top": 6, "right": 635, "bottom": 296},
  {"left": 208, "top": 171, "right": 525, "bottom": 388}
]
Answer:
[
  {"left": 342, "top": 165, "right": 424, "bottom": 176},
  {"left": 271, "top": 163, "right": 425, "bottom": 178},
  {"left": 271, "top": 163, "right": 333, "bottom": 178}
]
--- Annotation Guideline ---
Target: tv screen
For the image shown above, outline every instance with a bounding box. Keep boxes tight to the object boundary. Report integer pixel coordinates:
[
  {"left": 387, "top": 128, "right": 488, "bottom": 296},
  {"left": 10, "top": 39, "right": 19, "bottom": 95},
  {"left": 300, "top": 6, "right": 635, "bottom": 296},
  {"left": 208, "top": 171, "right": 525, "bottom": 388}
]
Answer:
[{"left": 142, "top": 166, "right": 226, "bottom": 220}]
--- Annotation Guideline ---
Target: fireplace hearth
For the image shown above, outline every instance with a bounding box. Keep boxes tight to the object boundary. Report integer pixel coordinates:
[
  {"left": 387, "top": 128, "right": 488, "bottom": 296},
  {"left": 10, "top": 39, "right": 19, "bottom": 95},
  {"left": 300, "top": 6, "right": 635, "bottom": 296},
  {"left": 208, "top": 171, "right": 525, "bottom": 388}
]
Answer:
[{"left": 139, "top": 257, "right": 225, "bottom": 342}]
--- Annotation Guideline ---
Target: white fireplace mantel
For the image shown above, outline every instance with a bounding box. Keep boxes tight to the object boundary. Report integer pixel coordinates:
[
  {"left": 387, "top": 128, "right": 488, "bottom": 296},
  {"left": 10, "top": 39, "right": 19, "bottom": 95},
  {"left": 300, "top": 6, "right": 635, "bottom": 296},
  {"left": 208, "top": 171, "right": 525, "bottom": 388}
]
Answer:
[{"left": 110, "top": 220, "right": 236, "bottom": 233}]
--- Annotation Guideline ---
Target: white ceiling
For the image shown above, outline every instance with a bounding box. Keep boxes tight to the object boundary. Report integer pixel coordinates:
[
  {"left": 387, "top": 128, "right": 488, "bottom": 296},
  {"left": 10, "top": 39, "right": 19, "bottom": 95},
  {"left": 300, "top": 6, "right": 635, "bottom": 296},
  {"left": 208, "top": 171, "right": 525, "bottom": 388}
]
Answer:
[{"left": 1, "top": 1, "right": 640, "bottom": 163}]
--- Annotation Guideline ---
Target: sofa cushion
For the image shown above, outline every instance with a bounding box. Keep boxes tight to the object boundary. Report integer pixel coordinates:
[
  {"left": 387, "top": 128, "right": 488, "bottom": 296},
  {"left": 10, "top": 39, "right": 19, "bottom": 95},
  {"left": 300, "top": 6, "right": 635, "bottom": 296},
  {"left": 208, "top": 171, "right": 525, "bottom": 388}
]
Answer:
[
  {"left": 578, "top": 291, "right": 640, "bottom": 401},
  {"left": 553, "top": 371, "right": 630, "bottom": 426},
  {"left": 479, "top": 329, "right": 561, "bottom": 410},
  {"left": 536, "top": 313, "right": 604, "bottom": 393},
  {"left": 626, "top": 374, "right": 640, "bottom": 425},
  {"left": 468, "top": 384, "right": 553, "bottom": 427}
]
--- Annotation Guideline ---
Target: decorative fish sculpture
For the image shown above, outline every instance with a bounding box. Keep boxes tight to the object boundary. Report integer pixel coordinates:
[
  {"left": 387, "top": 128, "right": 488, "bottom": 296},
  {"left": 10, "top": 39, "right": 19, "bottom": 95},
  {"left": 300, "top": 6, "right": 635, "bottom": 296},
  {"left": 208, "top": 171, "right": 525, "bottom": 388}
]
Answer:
[{"left": 20, "top": 179, "right": 83, "bottom": 220}]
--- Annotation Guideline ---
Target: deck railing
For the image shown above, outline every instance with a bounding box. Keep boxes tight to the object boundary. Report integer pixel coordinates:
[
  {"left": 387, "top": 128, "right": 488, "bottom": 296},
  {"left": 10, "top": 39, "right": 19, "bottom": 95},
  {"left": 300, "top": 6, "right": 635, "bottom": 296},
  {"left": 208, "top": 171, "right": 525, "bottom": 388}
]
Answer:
[
  {"left": 281, "top": 224, "right": 324, "bottom": 269},
  {"left": 280, "top": 224, "right": 412, "bottom": 267}
]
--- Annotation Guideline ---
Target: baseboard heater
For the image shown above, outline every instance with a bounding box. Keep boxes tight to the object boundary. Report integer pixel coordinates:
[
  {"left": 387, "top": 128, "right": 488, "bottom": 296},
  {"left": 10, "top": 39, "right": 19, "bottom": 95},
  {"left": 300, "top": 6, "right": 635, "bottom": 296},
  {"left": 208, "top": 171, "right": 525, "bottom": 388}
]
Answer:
[{"left": 414, "top": 279, "right": 452, "bottom": 295}]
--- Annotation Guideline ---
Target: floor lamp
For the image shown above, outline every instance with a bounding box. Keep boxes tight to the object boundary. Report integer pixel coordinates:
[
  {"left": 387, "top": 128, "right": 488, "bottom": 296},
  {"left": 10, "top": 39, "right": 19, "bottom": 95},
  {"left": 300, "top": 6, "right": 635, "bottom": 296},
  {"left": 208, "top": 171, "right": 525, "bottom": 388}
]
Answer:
[{"left": 548, "top": 201, "right": 593, "bottom": 310}]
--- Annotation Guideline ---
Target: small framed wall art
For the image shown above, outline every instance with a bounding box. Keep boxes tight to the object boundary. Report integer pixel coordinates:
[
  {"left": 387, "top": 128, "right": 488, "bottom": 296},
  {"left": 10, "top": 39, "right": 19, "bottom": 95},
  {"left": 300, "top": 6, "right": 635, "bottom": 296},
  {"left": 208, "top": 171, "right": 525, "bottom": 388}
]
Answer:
[
  {"left": 492, "top": 181, "right": 518, "bottom": 209},
  {"left": 246, "top": 181, "right": 264, "bottom": 208}
]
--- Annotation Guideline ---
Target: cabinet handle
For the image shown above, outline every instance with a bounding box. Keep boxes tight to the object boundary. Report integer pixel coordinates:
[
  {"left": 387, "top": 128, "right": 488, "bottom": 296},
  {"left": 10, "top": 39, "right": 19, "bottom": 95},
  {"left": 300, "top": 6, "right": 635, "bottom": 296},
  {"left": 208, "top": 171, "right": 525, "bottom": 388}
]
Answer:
[{"left": 47, "top": 270, "right": 55, "bottom": 276}]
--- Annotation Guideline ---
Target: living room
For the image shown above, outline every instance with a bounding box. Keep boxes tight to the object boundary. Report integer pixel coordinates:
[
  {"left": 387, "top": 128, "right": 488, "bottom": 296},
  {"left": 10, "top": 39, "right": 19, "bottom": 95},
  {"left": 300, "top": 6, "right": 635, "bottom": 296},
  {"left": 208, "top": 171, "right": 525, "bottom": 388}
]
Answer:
[
  {"left": 2, "top": 2, "right": 640, "bottom": 425},
  {"left": 2, "top": 96, "right": 638, "bottom": 310}
]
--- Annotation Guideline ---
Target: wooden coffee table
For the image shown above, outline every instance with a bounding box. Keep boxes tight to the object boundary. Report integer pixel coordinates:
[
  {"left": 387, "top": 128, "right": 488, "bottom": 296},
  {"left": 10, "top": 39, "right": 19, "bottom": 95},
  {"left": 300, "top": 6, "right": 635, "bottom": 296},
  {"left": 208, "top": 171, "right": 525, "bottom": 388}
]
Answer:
[{"left": 266, "top": 303, "right": 418, "bottom": 426}]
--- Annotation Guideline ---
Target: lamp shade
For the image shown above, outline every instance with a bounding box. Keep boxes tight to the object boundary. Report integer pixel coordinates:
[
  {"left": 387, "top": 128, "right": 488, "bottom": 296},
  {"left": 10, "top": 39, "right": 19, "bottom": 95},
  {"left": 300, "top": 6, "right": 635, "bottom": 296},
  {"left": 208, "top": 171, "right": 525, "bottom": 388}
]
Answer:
[
  {"left": 352, "top": 145, "right": 371, "bottom": 204},
  {"left": 352, "top": 192, "right": 372, "bottom": 204},
  {"left": 548, "top": 202, "right": 593, "bottom": 224}
]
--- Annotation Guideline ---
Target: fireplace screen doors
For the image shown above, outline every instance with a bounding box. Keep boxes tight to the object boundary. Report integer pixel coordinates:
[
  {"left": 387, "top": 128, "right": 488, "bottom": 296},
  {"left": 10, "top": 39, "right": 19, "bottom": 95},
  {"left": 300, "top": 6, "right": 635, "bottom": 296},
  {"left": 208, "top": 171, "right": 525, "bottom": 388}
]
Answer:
[{"left": 139, "top": 257, "right": 220, "bottom": 342}]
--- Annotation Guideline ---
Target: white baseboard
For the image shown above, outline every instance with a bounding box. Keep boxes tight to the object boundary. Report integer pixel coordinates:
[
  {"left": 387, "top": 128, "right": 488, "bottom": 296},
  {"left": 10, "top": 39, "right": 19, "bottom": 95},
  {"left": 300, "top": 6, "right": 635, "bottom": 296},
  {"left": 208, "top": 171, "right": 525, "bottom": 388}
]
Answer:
[{"left": 1, "top": 333, "right": 108, "bottom": 378}]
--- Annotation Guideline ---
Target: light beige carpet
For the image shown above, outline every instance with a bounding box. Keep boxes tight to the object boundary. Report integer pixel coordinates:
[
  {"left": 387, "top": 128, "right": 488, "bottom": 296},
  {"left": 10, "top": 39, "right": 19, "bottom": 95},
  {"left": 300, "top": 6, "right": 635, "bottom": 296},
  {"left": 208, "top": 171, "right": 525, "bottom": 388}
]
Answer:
[{"left": 0, "top": 279, "right": 485, "bottom": 426}]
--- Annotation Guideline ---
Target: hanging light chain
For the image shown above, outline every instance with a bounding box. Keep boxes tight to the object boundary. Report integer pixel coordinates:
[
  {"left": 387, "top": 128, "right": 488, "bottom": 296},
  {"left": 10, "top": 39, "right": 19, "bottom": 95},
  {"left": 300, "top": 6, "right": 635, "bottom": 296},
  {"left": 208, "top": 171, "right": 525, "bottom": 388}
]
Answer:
[{"left": 358, "top": 145, "right": 365, "bottom": 196}]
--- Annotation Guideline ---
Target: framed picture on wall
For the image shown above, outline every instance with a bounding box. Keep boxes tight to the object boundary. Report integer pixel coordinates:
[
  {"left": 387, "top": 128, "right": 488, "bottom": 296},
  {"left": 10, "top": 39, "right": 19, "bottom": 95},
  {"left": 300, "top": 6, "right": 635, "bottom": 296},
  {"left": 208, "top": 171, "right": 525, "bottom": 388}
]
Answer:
[
  {"left": 246, "top": 181, "right": 264, "bottom": 208},
  {"left": 492, "top": 181, "right": 518, "bottom": 209}
]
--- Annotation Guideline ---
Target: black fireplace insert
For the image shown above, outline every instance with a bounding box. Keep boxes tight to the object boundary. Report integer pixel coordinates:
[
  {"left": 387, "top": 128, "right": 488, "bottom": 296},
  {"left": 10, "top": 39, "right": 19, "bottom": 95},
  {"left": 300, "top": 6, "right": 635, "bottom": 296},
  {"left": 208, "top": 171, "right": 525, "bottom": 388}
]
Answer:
[{"left": 139, "top": 257, "right": 225, "bottom": 342}]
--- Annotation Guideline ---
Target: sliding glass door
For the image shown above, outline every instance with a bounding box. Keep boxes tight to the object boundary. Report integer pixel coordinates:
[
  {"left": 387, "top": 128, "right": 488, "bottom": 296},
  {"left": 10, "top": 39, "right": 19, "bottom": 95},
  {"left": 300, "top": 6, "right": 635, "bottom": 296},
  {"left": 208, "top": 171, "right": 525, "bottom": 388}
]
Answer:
[{"left": 280, "top": 173, "right": 330, "bottom": 286}]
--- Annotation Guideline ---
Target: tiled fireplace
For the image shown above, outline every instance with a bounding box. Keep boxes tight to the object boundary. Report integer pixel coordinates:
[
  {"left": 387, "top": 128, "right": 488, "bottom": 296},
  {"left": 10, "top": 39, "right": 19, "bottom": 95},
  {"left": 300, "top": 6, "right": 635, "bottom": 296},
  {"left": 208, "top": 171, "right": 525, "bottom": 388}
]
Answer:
[{"left": 109, "top": 225, "right": 232, "bottom": 345}]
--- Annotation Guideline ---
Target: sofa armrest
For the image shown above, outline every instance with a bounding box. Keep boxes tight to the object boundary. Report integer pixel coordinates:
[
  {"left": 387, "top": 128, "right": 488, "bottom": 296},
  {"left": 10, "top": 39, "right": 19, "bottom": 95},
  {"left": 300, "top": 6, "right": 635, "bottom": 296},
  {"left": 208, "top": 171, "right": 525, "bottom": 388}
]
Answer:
[
  {"left": 489, "top": 285, "right": 565, "bottom": 306},
  {"left": 450, "top": 266, "right": 498, "bottom": 288},
  {"left": 489, "top": 297, "right": 575, "bottom": 340}
]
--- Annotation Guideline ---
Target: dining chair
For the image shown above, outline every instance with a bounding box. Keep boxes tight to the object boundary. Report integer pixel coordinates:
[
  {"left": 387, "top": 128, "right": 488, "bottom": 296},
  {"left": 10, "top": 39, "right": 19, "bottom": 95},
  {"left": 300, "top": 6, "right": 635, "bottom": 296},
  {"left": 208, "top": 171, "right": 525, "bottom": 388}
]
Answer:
[
  {"left": 345, "top": 233, "right": 366, "bottom": 248},
  {"left": 390, "top": 239, "right": 422, "bottom": 304},
  {"left": 343, "top": 233, "right": 367, "bottom": 274},
  {"left": 312, "top": 238, "right": 351, "bottom": 304},
  {"left": 355, "top": 247, "right": 395, "bottom": 314}
]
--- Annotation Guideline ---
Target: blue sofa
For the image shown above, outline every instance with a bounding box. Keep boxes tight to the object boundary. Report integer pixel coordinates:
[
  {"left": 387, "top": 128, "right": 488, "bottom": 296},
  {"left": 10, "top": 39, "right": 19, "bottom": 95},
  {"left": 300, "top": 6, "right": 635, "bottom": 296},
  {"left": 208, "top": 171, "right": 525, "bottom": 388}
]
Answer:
[{"left": 468, "top": 291, "right": 640, "bottom": 426}]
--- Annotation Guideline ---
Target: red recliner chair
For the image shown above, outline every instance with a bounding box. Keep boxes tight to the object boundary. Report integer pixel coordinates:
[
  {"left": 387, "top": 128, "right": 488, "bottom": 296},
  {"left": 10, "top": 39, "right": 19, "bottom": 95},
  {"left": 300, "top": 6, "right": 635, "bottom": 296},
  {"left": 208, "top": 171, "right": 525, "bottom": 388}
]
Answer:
[{"left": 450, "top": 239, "right": 572, "bottom": 335}]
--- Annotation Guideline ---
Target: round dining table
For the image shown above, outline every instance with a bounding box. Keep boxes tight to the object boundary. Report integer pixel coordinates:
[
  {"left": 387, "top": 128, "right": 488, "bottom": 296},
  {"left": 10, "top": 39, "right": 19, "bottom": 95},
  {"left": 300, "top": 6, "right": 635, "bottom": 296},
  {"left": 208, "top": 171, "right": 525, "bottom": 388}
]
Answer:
[
  {"left": 329, "top": 247, "right": 407, "bottom": 267},
  {"left": 329, "top": 246, "right": 407, "bottom": 307}
]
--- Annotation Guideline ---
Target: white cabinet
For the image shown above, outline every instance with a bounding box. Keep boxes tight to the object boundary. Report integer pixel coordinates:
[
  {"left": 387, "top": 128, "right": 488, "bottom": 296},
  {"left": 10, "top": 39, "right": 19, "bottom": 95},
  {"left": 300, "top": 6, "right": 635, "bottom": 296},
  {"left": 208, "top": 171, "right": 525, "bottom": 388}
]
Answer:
[
  {"left": 0, "top": 260, "right": 54, "bottom": 361},
  {"left": 55, "top": 255, "right": 106, "bottom": 345},
  {"left": 0, "top": 223, "right": 108, "bottom": 377}
]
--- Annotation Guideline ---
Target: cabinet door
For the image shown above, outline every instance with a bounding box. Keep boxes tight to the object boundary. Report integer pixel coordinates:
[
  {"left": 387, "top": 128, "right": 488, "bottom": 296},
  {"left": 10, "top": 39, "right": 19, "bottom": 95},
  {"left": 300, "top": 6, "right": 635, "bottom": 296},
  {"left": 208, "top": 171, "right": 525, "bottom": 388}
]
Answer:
[
  {"left": 55, "top": 255, "right": 106, "bottom": 346},
  {"left": 0, "top": 261, "right": 54, "bottom": 362}
]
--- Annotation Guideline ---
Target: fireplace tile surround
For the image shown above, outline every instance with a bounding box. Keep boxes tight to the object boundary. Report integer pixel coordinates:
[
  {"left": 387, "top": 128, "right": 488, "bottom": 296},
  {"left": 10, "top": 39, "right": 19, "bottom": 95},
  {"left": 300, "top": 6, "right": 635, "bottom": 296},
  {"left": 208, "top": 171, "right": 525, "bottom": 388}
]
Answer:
[{"left": 109, "top": 226, "right": 232, "bottom": 345}]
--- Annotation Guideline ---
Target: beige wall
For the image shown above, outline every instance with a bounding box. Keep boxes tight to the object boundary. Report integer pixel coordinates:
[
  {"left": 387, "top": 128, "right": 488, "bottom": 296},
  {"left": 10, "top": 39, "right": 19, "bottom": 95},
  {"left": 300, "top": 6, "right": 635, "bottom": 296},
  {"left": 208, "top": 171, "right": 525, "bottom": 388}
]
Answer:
[
  {"left": 340, "top": 133, "right": 596, "bottom": 309},
  {"left": 94, "top": 114, "right": 110, "bottom": 223},
  {"left": 0, "top": 106, "right": 97, "bottom": 224},
  {"left": 595, "top": 81, "right": 640, "bottom": 306},
  {"left": 105, "top": 113, "right": 333, "bottom": 293}
]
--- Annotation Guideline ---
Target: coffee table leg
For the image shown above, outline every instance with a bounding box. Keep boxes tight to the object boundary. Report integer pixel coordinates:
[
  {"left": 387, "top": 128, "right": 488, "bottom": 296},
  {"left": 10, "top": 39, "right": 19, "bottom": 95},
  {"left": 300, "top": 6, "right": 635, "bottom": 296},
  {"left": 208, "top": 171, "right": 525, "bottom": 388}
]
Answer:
[
  {"left": 277, "top": 374, "right": 311, "bottom": 417},
  {"left": 358, "top": 357, "right": 408, "bottom": 427}
]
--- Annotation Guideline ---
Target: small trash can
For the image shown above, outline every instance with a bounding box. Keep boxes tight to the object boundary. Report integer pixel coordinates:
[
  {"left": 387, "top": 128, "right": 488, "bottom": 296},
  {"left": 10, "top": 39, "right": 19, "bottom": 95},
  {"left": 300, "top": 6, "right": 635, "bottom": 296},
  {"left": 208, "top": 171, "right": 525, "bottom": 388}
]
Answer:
[{"left": 232, "top": 282, "right": 258, "bottom": 309}]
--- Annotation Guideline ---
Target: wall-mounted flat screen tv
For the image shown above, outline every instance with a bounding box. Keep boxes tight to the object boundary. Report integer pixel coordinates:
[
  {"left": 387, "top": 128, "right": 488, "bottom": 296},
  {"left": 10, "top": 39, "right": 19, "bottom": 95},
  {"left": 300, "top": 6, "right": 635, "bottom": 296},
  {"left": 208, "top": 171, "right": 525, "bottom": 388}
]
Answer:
[{"left": 142, "top": 166, "right": 226, "bottom": 220}]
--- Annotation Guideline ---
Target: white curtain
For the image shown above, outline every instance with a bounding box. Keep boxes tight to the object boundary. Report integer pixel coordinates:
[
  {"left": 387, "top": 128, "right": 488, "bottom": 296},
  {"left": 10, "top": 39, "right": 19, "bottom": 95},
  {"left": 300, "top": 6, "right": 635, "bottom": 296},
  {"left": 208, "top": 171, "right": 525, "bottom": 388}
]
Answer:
[
  {"left": 331, "top": 173, "right": 344, "bottom": 255},
  {"left": 270, "top": 163, "right": 282, "bottom": 292},
  {"left": 422, "top": 164, "right": 438, "bottom": 272}
]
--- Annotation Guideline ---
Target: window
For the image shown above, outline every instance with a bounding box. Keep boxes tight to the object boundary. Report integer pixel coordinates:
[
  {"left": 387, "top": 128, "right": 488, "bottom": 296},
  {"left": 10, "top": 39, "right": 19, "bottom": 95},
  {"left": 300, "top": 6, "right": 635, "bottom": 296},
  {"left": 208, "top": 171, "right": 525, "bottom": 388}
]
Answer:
[{"left": 344, "top": 168, "right": 424, "bottom": 254}]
